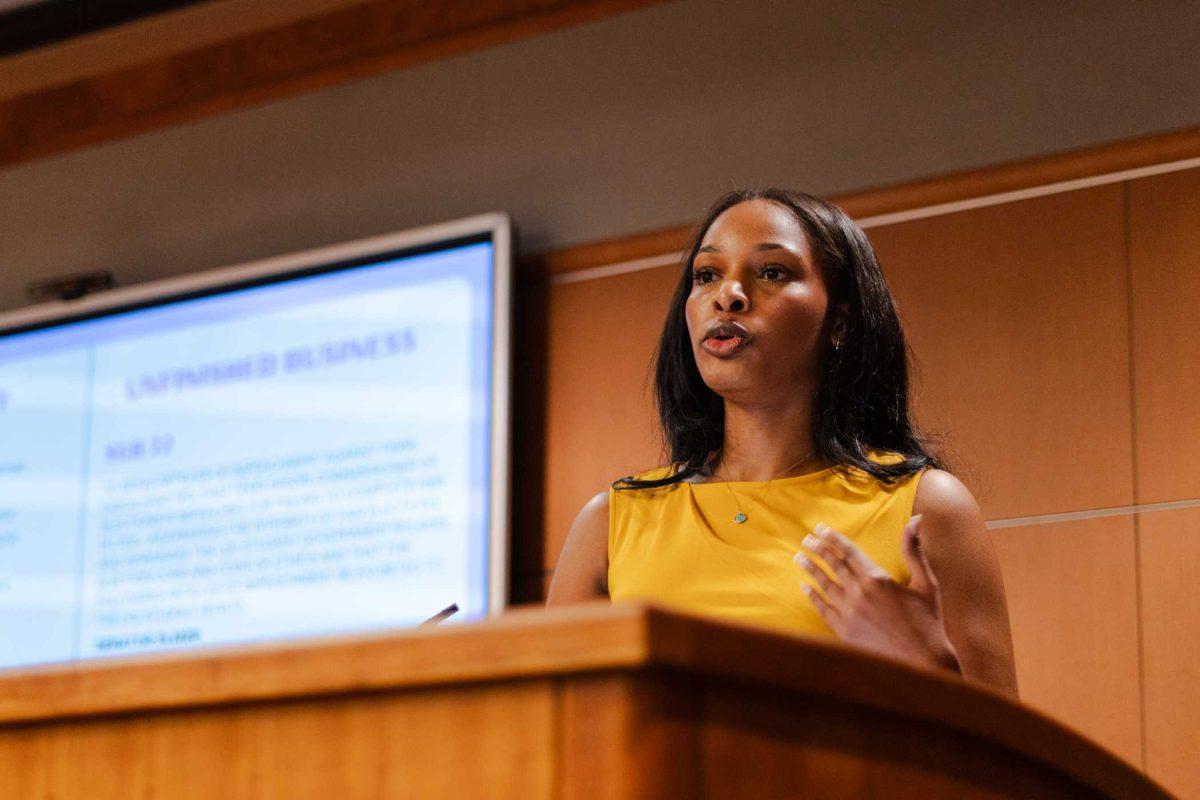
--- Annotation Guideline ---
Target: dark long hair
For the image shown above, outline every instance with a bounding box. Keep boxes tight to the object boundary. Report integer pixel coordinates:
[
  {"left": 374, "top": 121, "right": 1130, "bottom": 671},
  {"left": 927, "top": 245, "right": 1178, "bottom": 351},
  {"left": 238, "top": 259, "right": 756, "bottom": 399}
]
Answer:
[{"left": 618, "top": 188, "right": 941, "bottom": 489}]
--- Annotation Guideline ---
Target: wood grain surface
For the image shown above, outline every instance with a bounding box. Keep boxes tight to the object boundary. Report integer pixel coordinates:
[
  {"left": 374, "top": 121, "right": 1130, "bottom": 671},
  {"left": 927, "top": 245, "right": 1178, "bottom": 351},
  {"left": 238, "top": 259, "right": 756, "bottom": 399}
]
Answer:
[
  {"left": 1138, "top": 507, "right": 1200, "bottom": 800},
  {"left": 989, "top": 517, "right": 1142, "bottom": 765},
  {"left": 870, "top": 184, "right": 1134, "bottom": 519},
  {"left": 0, "top": 603, "right": 1171, "bottom": 798},
  {"left": 0, "top": 679, "right": 558, "bottom": 799},
  {"left": 1128, "top": 166, "right": 1200, "bottom": 505}
]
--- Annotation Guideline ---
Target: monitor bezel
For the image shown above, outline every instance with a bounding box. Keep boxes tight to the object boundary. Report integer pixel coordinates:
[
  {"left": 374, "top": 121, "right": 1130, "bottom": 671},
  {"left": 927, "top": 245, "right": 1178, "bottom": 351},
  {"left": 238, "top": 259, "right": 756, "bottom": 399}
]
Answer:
[{"left": 0, "top": 212, "right": 513, "bottom": 639}]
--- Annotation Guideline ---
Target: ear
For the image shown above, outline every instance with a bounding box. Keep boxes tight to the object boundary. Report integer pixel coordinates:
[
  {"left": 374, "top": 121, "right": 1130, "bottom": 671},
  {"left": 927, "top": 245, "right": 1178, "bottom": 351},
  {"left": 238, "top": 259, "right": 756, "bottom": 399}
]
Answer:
[{"left": 829, "top": 302, "right": 850, "bottom": 346}]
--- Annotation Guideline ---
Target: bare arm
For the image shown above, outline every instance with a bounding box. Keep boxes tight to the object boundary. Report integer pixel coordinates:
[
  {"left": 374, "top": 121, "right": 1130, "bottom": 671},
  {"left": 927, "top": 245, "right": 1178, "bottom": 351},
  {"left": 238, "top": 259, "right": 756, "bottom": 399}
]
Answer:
[
  {"left": 796, "top": 468, "right": 1019, "bottom": 698},
  {"left": 546, "top": 490, "right": 610, "bottom": 605},
  {"left": 912, "top": 469, "right": 1019, "bottom": 696}
]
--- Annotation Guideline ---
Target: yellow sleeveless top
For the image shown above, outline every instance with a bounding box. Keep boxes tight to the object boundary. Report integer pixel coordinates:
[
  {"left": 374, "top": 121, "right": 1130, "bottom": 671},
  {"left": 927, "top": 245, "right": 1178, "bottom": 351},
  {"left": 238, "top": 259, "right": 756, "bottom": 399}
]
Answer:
[{"left": 608, "top": 457, "right": 925, "bottom": 637}]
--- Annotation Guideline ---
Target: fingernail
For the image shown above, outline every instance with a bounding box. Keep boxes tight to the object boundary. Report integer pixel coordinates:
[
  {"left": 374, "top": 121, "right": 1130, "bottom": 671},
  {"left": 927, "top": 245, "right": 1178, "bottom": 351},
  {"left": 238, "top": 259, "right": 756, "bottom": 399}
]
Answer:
[
  {"left": 910, "top": 514, "right": 924, "bottom": 526},
  {"left": 801, "top": 534, "right": 818, "bottom": 550},
  {"left": 793, "top": 552, "right": 809, "bottom": 567}
]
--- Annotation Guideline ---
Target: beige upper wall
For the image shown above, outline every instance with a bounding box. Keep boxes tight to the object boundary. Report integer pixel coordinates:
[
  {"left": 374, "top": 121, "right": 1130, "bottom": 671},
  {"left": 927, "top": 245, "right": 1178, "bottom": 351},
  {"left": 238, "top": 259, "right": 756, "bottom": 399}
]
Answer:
[{"left": 0, "top": 0, "right": 1197, "bottom": 313}]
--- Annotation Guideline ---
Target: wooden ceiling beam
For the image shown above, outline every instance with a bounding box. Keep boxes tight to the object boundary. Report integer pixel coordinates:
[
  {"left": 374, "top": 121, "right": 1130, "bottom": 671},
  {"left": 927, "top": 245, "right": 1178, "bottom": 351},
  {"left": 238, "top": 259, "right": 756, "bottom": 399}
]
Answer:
[{"left": 0, "top": 0, "right": 669, "bottom": 169}]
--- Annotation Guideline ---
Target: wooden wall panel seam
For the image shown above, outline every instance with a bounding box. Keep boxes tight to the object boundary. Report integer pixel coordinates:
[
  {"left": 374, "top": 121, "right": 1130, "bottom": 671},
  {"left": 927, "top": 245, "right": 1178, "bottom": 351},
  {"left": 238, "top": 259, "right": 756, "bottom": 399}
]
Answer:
[
  {"left": 1121, "top": 180, "right": 1151, "bottom": 769},
  {"left": 1122, "top": 181, "right": 1143, "bottom": 512}
]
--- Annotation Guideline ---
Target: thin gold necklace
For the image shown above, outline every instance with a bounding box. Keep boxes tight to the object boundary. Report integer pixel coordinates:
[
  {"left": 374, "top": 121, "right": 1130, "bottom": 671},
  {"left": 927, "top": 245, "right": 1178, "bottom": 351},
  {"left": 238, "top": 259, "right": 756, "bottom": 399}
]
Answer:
[{"left": 715, "top": 448, "right": 816, "bottom": 525}]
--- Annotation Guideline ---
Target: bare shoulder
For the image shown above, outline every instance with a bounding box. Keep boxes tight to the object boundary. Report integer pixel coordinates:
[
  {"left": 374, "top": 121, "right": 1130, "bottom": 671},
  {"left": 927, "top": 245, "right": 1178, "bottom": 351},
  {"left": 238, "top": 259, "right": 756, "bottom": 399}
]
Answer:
[
  {"left": 546, "top": 489, "right": 610, "bottom": 605},
  {"left": 912, "top": 469, "right": 983, "bottom": 527},
  {"left": 908, "top": 469, "right": 991, "bottom": 579},
  {"left": 572, "top": 490, "right": 611, "bottom": 541}
]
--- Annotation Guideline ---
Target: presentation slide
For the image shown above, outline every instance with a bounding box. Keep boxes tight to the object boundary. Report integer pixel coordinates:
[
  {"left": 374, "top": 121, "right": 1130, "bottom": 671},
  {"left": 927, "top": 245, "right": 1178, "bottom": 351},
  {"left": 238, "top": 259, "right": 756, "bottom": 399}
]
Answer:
[{"left": 0, "top": 240, "right": 497, "bottom": 670}]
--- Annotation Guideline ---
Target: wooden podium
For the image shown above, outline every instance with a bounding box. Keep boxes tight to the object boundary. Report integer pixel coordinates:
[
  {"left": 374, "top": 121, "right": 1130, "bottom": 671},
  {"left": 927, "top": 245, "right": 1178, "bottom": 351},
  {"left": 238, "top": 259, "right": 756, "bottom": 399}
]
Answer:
[{"left": 0, "top": 603, "right": 1171, "bottom": 798}]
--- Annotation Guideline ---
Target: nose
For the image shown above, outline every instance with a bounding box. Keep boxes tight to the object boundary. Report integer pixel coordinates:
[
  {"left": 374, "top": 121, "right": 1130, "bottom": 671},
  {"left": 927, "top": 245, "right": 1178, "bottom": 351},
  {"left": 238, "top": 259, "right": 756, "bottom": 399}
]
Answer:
[{"left": 714, "top": 279, "right": 748, "bottom": 313}]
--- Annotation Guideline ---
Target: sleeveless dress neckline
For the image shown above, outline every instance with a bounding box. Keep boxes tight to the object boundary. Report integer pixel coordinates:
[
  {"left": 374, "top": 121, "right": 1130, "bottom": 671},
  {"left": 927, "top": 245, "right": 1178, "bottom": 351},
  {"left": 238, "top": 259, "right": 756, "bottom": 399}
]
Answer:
[
  {"left": 608, "top": 456, "right": 924, "bottom": 637},
  {"left": 686, "top": 464, "right": 837, "bottom": 488}
]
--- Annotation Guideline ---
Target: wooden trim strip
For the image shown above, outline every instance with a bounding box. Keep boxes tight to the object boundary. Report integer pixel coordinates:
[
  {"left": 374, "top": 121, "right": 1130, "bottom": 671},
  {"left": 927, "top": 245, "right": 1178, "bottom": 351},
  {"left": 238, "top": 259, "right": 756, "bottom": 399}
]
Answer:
[
  {"left": 853, "top": 154, "right": 1200, "bottom": 230},
  {"left": 0, "top": 0, "right": 368, "bottom": 100},
  {"left": 535, "top": 126, "right": 1200, "bottom": 279},
  {"left": 986, "top": 496, "right": 1200, "bottom": 530},
  {"left": 546, "top": 150, "right": 1200, "bottom": 287},
  {"left": 551, "top": 251, "right": 680, "bottom": 286},
  {"left": 0, "top": 0, "right": 670, "bottom": 170},
  {"left": 0, "top": 602, "right": 651, "bottom": 724},
  {"left": 837, "top": 127, "right": 1200, "bottom": 221}
]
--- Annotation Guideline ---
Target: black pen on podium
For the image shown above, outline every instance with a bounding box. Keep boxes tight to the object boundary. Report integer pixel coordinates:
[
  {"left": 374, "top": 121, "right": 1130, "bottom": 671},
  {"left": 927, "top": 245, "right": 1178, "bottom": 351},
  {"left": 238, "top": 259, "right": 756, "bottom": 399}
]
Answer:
[{"left": 420, "top": 603, "right": 459, "bottom": 626}]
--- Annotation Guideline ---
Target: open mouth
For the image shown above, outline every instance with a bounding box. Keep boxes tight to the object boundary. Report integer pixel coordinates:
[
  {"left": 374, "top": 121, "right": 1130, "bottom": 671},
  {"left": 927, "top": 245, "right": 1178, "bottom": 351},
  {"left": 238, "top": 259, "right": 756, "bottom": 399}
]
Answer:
[
  {"left": 703, "top": 335, "right": 747, "bottom": 356},
  {"left": 702, "top": 321, "right": 752, "bottom": 357}
]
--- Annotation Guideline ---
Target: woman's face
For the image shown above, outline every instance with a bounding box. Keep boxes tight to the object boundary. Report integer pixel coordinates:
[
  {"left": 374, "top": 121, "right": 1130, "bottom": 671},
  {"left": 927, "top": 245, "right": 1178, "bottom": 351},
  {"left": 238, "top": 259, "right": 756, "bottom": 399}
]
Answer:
[{"left": 684, "top": 199, "right": 833, "bottom": 405}]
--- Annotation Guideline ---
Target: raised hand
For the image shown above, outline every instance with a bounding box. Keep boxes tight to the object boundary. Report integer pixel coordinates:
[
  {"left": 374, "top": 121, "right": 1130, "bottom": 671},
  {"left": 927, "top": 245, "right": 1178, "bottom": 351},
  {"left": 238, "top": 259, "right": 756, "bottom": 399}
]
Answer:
[{"left": 793, "top": 516, "right": 961, "bottom": 674}]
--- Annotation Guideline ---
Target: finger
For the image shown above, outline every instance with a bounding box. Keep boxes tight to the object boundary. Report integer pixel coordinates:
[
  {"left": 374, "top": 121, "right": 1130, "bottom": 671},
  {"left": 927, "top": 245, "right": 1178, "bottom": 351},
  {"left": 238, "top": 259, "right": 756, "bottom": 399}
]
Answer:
[
  {"left": 802, "top": 523, "right": 867, "bottom": 580},
  {"left": 801, "top": 583, "right": 840, "bottom": 627},
  {"left": 793, "top": 551, "right": 843, "bottom": 598},
  {"left": 820, "top": 523, "right": 890, "bottom": 580},
  {"left": 799, "top": 525, "right": 849, "bottom": 579},
  {"left": 902, "top": 515, "right": 939, "bottom": 597}
]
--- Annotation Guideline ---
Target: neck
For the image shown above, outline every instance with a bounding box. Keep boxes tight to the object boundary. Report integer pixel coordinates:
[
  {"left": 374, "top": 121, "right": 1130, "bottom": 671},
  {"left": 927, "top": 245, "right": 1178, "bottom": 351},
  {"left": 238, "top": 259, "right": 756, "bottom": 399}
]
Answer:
[{"left": 713, "top": 395, "right": 817, "bottom": 482}]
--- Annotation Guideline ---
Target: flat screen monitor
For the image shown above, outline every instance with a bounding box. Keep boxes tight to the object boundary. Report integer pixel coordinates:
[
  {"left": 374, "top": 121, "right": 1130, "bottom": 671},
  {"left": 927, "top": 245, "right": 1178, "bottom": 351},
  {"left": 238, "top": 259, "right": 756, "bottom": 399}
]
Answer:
[{"left": 0, "top": 213, "right": 511, "bottom": 670}]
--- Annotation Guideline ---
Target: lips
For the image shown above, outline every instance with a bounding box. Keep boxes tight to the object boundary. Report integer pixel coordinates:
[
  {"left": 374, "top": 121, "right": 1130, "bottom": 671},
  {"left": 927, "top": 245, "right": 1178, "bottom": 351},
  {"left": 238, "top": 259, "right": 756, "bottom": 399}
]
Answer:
[
  {"left": 703, "top": 336, "right": 748, "bottom": 356},
  {"left": 702, "top": 320, "right": 752, "bottom": 358}
]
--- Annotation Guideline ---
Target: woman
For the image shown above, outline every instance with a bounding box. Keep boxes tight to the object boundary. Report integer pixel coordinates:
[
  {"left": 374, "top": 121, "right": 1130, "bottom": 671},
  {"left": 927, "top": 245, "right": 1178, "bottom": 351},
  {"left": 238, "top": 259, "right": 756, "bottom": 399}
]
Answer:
[{"left": 547, "top": 189, "right": 1018, "bottom": 697}]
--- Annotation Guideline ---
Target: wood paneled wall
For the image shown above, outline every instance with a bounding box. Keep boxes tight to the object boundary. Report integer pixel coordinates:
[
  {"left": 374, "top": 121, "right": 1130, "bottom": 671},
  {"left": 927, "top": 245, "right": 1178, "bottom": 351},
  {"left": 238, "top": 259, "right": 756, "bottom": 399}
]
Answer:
[{"left": 516, "top": 164, "right": 1200, "bottom": 798}]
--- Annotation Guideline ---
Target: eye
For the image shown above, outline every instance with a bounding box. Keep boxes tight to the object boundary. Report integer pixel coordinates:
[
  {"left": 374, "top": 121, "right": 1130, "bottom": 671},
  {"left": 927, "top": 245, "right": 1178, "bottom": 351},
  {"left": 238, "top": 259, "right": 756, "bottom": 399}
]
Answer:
[
  {"left": 692, "top": 267, "right": 717, "bottom": 284},
  {"left": 759, "top": 264, "right": 789, "bottom": 281}
]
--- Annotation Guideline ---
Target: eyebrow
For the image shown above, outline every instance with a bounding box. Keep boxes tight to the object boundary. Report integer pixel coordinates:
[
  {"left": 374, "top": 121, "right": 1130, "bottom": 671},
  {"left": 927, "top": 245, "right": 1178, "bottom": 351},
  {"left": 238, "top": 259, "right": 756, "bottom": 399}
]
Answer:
[{"left": 696, "top": 242, "right": 794, "bottom": 254}]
